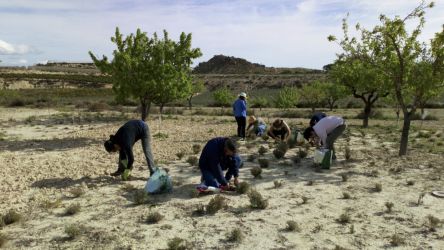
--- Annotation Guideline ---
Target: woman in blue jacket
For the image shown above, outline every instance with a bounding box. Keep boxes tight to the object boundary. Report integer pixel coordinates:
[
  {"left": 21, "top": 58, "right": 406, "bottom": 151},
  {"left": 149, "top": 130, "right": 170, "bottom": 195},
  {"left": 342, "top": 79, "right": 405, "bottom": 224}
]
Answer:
[{"left": 233, "top": 92, "right": 247, "bottom": 140}]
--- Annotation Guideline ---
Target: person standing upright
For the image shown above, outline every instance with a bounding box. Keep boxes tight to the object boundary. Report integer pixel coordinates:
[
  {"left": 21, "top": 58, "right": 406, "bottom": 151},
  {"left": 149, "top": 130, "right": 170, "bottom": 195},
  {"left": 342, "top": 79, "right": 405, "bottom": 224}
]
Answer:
[{"left": 233, "top": 92, "right": 247, "bottom": 140}]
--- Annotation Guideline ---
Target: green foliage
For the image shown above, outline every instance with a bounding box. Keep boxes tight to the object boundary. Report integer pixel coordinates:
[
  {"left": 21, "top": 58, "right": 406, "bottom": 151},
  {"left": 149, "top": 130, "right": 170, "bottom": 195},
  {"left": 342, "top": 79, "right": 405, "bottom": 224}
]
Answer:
[
  {"left": 322, "top": 81, "right": 347, "bottom": 110},
  {"left": 329, "top": 1, "right": 444, "bottom": 154},
  {"left": 213, "top": 87, "right": 235, "bottom": 107},
  {"left": 251, "top": 96, "right": 269, "bottom": 109},
  {"left": 90, "top": 28, "right": 201, "bottom": 120},
  {"left": 274, "top": 87, "right": 298, "bottom": 109},
  {"left": 298, "top": 81, "right": 326, "bottom": 111},
  {"left": 187, "top": 79, "right": 206, "bottom": 109}
]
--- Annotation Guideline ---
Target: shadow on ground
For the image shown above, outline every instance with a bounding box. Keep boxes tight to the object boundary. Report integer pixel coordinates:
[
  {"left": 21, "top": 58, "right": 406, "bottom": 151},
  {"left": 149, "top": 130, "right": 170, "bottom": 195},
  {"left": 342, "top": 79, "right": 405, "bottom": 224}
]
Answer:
[
  {"left": 30, "top": 175, "right": 134, "bottom": 189},
  {"left": 0, "top": 137, "right": 99, "bottom": 152}
]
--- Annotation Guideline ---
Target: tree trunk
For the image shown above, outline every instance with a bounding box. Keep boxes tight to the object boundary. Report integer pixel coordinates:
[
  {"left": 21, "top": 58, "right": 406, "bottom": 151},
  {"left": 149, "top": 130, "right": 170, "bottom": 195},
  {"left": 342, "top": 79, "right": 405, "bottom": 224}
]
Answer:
[
  {"left": 362, "top": 103, "right": 371, "bottom": 128},
  {"left": 140, "top": 100, "right": 151, "bottom": 121},
  {"left": 399, "top": 112, "right": 411, "bottom": 156},
  {"left": 187, "top": 96, "right": 193, "bottom": 110},
  {"left": 328, "top": 101, "right": 334, "bottom": 111}
]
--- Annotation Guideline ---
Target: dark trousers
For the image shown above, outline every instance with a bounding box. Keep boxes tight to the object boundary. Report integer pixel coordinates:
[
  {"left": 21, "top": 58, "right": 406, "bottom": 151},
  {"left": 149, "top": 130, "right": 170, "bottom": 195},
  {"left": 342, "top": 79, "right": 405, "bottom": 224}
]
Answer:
[
  {"left": 326, "top": 123, "right": 347, "bottom": 159},
  {"left": 235, "top": 116, "right": 246, "bottom": 138}
]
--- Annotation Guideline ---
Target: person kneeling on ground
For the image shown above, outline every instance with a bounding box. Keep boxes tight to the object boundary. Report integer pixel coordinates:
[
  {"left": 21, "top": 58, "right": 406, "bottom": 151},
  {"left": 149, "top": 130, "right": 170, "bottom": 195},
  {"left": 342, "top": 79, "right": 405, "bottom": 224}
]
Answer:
[
  {"left": 267, "top": 119, "right": 291, "bottom": 142},
  {"left": 303, "top": 116, "right": 346, "bottom": 160},
  {"left": 198, "top": 137, "right": 242, "bottom": 191},
  {"left": 104, "top": 120, "right": 155, "bottom": 180},
  {"left": 246, "top": 115, "right": 267, "bottom": 138},
  {"left": 309, "top": 112, "right": 327, "bottom": 127}
]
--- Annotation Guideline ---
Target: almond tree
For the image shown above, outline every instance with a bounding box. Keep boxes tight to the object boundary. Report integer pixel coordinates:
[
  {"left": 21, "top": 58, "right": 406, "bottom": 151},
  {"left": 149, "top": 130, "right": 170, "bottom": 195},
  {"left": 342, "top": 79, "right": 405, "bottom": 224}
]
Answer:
[
  {"left": 329, "top": 1, "right": 444, "bottom": 155},
  {"left": 89, "top": 28, "right": 201, "bottom": 120}
]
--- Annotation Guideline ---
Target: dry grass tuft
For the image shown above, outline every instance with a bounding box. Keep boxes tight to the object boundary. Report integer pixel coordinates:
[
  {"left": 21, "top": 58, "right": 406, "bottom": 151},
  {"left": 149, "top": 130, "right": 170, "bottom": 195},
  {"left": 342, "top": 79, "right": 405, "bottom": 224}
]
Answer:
[
  {"left": 206, "top": 195, "right": 227, "bottom": 215},
  {"left": 251, "top": 166, "right": 262, "bottom": 178},
  {"left": 192, "top": 144, "right": 201, "bottom": 154},
  {"left": 258, "top": 146, "right": 268, "bottom": 155},
  {"left": 385, "top": 202, "right": 394, "bottom": 213},
  {"left": 167, "top": 237, "right": 192, "bottom": 250},
  {"left": 65, "top": 224, "right": 87, "bottom": 240},
  {"left": 144, "top": 211, "right": 164, "bottom": 224},
  {"left": 390, "top": 234, "right": 405, "bottom": 246},
  {"left": 236, "top": 181, "right": 250, "bottom": 194},
  {"left": 186, "top": 156, "right": 199, "bottom": 166},
  {"left": 248, "top": 189, "right": 268, "bottom": 209},
  {"left": 69, "top": 187, "right": 85, "bottom": 198},
  {"left": 65, "top": 203, "right": 81, "bottom": 216},
  {"left": 286, "top": 220, "right": 301, "bottom": 232},
  {"left": 226, "top": 228, "right": 243, "bottom": 243},
  {"left": 274, "top": 180, "right": 283, "bottom": 189},
  {"left": 2, "top": 210, "right": 22, "bottom": 225},
  {"left": 133, "top": 190, "right": 149, "bottom": 205}
]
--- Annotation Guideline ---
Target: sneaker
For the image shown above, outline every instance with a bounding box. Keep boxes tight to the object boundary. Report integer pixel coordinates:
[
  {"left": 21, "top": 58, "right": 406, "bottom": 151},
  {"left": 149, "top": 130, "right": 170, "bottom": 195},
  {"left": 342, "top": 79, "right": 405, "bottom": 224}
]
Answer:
[{"left": 121, "top": 169, "right": 131, "bottom": 181}]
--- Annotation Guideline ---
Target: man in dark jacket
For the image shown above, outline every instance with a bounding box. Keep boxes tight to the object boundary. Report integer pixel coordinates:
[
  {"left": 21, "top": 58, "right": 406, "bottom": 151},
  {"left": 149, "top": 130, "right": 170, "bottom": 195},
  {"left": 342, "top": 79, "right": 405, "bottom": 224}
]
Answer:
[
  {"left": 198, "top": 137, "right": 242, "bottom": 190},
  {"left": 104, "top": 120, "right": 155, "bottom": 180},
  {"left": 309, "top": 112, "right": 327, "bottom": 127}
]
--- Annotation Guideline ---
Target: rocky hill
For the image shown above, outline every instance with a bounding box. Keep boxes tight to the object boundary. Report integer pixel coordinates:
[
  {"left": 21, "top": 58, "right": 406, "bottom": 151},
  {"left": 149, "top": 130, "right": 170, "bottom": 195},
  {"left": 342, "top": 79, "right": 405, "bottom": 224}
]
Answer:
[{"left": 193, "top": 55, "right": 323, "bottom": 75}]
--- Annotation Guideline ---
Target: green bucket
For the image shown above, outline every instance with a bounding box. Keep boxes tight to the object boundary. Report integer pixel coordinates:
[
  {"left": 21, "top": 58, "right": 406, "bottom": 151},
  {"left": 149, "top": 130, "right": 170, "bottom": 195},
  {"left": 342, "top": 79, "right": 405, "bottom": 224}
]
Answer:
[{"left": 320, "top": 150, "right": 333, "bottom": 169}]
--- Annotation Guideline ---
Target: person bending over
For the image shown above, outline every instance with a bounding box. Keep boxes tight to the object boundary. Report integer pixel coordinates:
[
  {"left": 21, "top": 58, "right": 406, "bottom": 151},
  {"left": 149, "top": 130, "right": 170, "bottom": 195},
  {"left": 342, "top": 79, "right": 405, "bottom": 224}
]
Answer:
[
  {"left": 303, "top": 116, "right": 346, "bottom": 160},
  {"left": 246, "top": 115, "right": 267, "bottom": 137},
  {"left": 267, "top": 119, "right": 291, "bottom": 141},
  {"left": 104, "top": 120, "right": 155, "bottom": 180}
]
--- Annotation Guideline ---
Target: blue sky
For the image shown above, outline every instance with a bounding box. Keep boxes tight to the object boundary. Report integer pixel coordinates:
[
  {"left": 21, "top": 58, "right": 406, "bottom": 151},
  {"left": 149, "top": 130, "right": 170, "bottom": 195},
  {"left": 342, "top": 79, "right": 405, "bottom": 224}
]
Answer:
[{"left": 0, "top": 0, "right": 443, "bottom": 69}]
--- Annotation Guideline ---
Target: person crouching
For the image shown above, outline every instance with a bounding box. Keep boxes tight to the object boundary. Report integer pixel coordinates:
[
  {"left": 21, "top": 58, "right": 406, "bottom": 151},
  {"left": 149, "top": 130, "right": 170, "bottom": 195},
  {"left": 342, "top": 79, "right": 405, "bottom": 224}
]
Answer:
[{"left": 198, "top": 137, "right": 242, "bottom": 192}]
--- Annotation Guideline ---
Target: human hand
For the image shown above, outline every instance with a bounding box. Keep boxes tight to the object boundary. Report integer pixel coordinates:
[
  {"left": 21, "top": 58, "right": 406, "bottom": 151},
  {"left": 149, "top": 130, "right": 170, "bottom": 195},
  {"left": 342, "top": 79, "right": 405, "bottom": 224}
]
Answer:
[{"left": 234, "top": 178, "right": 239, "bottom": 186}]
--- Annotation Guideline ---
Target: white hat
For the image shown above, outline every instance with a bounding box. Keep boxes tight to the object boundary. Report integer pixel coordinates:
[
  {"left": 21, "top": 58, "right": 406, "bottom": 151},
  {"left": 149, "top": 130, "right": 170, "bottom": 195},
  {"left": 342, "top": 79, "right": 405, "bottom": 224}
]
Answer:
[{"left": 239, "top": 92, "right": 247, "bottom": 98}]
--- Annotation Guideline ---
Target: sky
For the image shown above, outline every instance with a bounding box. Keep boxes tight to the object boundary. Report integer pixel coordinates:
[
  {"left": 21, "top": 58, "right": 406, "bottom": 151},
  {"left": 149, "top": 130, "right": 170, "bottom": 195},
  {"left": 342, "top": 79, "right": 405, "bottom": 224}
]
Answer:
[{"left": 0, "top": 0, "right": 443, "bottom": 69}]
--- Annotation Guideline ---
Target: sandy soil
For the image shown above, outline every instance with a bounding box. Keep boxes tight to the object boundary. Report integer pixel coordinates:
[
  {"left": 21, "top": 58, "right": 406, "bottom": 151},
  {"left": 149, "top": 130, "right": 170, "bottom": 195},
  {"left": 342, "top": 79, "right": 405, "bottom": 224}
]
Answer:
[{"left": 0, "top": 107, "right": 443, "bottom": 249}]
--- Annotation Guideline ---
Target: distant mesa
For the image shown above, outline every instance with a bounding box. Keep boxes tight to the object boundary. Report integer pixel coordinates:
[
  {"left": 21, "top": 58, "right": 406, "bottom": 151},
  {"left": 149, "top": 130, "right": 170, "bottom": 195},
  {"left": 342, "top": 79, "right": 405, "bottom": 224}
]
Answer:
[
  {"left": 193, "top": 55, "right": 267, "bottom": 74},
  {"left": 193, "top": 54, "right": 322, "bottom": 75}
]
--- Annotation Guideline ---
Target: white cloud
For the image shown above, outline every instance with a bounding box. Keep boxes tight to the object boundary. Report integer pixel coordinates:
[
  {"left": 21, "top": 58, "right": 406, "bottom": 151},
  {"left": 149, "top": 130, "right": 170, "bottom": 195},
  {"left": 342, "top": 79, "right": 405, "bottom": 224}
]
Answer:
[
  {"left": 0, "top": 39, "right": 36, "bottom": 55},
  {"left": 18, "top": 59, "right": 28, "bottom": 64}
]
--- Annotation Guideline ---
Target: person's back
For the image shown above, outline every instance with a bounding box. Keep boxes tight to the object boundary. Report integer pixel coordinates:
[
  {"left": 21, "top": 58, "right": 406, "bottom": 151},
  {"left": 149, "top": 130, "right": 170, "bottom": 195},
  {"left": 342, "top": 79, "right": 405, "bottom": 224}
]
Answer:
[
  {"left": 310, "top": 112, "right": 327, "bottom": 127},
  {"left": 199, "top": 137, "right": 226, "bottom": 170},
  {"left": 233, "top": 98, "right": 247, "bottom": 117},
  {"left": 313, "top": 116, "right": 343, "bottom": 135},
  {"left": 113, "top": 120, "right": 146, "bottom": 148}
]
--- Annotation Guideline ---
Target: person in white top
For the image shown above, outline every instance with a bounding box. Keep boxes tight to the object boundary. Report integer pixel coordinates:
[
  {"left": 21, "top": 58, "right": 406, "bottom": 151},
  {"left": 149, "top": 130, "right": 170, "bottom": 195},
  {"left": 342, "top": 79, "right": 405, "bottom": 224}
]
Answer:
[{"left": 303, "top": 116, "right": 346, "bottom": 160}]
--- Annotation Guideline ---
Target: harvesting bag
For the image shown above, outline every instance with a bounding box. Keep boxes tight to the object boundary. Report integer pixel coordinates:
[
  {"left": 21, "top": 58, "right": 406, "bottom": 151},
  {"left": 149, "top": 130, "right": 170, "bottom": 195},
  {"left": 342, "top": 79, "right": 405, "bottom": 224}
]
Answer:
[
  {"left": 144, "top": 168, "right": 173, "bottom": 194},
  {"left": 314, "top": 148, "right": 332, "bottom": 169}
]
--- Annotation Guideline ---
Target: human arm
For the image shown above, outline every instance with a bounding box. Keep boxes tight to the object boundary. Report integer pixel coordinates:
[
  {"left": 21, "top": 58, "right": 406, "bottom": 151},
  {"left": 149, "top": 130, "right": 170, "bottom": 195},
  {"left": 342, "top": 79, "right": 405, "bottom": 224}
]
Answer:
[{"left": 283, "top": 121, "right": 291, "bottom": 141}]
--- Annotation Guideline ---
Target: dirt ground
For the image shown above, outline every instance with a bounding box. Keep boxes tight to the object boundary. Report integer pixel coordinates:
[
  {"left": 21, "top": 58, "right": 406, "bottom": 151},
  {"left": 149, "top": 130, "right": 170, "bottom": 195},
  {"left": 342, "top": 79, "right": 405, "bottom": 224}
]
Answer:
[{"left": 0, "top": 107, "right": 443, "bottom": 249}]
